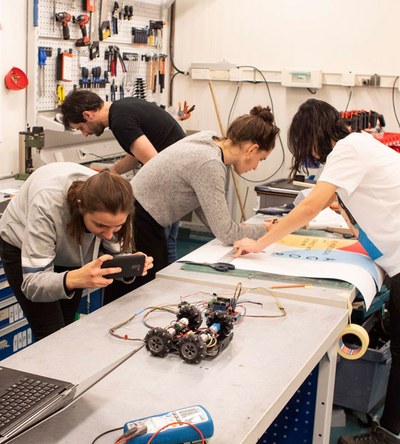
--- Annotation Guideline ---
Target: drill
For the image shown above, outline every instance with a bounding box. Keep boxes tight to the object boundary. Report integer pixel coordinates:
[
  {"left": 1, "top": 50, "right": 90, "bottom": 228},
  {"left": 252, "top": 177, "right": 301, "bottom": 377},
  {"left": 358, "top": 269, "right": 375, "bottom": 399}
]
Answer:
[
  {"left": 55, "top": 12, "right": 71, "bottom": 40},
  {"left": 75, "top": 14, "right": 90, "bottom": 46}
]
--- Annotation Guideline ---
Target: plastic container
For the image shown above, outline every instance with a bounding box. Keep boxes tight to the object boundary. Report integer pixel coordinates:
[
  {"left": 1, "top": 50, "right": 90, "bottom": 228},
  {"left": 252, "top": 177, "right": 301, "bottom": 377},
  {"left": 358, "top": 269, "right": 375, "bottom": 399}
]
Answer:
[
  {"left": 4, "top": 67, "right": 29, "bottom": 90},
  {"left": 333, "top": 340, "right": 391, "bottom": 413}
]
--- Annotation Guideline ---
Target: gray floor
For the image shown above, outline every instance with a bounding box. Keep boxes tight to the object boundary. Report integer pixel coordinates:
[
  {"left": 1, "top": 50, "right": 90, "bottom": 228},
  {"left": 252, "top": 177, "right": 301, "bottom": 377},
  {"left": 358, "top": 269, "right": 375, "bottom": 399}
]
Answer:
[{"left": 175, "top": 229, "right": 378, "bottom": 444}]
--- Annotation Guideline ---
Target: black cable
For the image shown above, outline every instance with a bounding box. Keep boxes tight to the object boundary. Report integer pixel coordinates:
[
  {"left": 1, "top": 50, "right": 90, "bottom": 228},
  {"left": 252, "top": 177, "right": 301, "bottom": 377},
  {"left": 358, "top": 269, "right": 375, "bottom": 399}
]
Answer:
[
  {"left": 230, "top": 65, "right": 286, "bottom": 184},
  {"left": 307, "top": 88, "right": 317, "bottom": 95},
  {"left": 344, "top": 87, "right": 352, "bottom": 112},
  {"left": 227, "top": 82, "right": 241, "bottom": 128},
  {"left": 168, "top": 2, "right": 189, "bottom": 107},
  {"left": 392, "top": 76, "right": 400, "bottom": 128},
  {"left": 91, "top": 426, "right": 123, "bottom": 444},
  {"left": 235, "top": 65, "right": 275, "bottom": 114}
]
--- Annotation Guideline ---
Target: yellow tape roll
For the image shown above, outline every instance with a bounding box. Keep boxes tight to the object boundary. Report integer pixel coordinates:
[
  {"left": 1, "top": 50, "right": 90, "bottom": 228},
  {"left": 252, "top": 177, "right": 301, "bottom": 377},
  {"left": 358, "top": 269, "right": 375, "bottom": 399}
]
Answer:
[{"left": 337, "top": 323, "right": 369, "bottom": 360}]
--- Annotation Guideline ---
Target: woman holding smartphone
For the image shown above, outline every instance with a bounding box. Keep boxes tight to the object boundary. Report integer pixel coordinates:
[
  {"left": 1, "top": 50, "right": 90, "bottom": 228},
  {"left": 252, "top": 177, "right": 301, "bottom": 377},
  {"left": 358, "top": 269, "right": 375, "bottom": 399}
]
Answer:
[{"left": 0, "top": 162, "right": 153, "bottom": 341}]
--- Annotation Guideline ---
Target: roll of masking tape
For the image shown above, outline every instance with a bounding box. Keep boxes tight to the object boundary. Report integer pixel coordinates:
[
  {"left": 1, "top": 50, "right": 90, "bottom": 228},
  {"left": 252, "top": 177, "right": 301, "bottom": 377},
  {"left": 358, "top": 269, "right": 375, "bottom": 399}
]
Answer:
[{"left": 337, "top": 323, "right": 369, "bottom": 360}]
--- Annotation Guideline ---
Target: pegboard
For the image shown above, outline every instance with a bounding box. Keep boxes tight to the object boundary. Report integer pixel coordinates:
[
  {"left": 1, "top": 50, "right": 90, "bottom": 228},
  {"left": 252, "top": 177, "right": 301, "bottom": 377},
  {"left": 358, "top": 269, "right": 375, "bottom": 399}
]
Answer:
[
  {"left": 32, "top": 0, "right": 166, "bottom": 113},
  {"left": 257, "top": 366, "right": 318, "bottom": 444}
]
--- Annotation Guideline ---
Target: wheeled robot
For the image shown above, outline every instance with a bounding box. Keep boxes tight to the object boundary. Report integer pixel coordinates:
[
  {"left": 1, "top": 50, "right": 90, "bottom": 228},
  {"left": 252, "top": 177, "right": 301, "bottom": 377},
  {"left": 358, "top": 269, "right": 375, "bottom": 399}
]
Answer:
[{"left": 144, "top": 302, "right": 234, "bottom": 364}]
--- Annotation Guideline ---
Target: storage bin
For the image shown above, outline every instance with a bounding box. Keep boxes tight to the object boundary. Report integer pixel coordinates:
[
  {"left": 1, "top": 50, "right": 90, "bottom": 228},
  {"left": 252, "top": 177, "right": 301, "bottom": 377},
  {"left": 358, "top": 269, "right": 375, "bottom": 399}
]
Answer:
[
  {"left": 77, "top": 289, "right": 103, "bottom": 316},
  {"left": 333, "top": 340, "right": 391, "bottom": 413},
  {"left": 0, "top": 296, "right": 24, "bottom": 329},
  {"left": 0, "top": 319, "right": 33, "bottom": 360}
]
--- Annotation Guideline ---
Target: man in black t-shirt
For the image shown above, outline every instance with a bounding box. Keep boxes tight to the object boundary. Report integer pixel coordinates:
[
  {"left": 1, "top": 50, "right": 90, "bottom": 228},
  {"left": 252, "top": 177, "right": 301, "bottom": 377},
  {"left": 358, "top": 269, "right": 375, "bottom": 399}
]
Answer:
[
  {"left": 61, "top": 90, "right": 186, "bottom": 278},
  {"left": 61, "top": 90, "right": 185, "bottom": 174}
]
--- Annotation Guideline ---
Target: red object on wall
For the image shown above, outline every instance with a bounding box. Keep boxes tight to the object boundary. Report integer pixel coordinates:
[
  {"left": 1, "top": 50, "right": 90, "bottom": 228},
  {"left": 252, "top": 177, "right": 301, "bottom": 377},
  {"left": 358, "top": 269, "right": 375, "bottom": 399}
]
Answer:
[{"left": 4, "top": 67, "right": 29, "bottom": 90}]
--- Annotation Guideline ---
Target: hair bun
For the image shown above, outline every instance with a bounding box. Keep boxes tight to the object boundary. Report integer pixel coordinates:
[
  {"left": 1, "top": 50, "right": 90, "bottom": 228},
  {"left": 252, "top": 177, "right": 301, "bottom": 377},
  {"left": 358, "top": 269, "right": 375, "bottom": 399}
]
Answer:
[{"left": 250, "top": 105, "right": 274, "bottom": 124}]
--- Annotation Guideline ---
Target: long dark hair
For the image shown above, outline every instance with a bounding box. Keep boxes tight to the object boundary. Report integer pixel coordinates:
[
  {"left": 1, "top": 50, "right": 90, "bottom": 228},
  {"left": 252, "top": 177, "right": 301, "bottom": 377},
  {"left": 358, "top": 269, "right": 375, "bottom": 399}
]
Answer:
[
  {"left": 288, "top": 99, "right": 350, "bottom": 178},
  {"left": 226, "top": 105, "right": 280, "bottom": 152},
  {"left": 66, "top": 171, "right": 134, "bottom": 252}
]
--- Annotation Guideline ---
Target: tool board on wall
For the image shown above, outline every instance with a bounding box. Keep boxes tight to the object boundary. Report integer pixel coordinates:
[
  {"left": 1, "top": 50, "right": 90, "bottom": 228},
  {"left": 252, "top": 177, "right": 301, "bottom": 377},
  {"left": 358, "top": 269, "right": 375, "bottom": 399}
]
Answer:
[{"left": 32, "top": 0, "right": 167, "bottom": 116}]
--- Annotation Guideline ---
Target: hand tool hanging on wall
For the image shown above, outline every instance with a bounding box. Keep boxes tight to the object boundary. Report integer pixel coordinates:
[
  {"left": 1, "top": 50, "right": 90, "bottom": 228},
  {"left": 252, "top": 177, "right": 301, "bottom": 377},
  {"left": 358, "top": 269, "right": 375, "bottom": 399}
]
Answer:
[
  {"left": 83, "top": 0, "right": 95, "bottom": 11},
  {"left": 124, "top": 5, "right": 133, "bottom": 20},
  {"left": 110, "top": 79, "right": 117, "bottom": 101},
  {"left": 91, "top": 66, "right": 101, "bottom": 87},
  {"left": 112, "top": 2, "right": 119, "bottom": 34},
  {"left": 38, "top": 48, "right": 47, "bottom": 97},
  {"left": 56, "top": 48, "right": 73, "bottom": 82},
  {"left": 33, "top": 0, "right": 39, "bottom": 26},
  {"left": 178, "top": 101, "right": 195, "bottom": 121},
  {"left": 107, "top": 46, "right": 127, "bottom": 77},
  {"left": 57, "top": 85, "right": 65, "bottom": 106},
  {"left": 55, "top": 12, "right": 72, "bottom": 40},
  {"left": 87, "top": 0, "right": 100, "bottom": 59},
  {"left": 132, "top": 27, "right": 148, "bottom": 44},
  {"left": 152, "top": 55, "right": 158, "bottom": 93},
  {"left": 74, "top": 14, "right": 90, "bottom": 46},
  {"left": 149, "top": 20, "right": 164, "bottom": 49},
  {"left": 158, "top": 54, "right": 166, "bottom": 93},
  {"left": 80, "top": 67, "right": 90, "bottom": 88},
  {"left": 99, "top": 0, "right": 111, "bottom": 40}
]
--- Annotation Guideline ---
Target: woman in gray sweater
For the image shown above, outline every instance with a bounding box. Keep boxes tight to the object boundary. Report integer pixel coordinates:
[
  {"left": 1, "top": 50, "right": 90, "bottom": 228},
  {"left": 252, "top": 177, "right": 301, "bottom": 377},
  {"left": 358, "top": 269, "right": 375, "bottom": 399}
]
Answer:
[
  {"left": 132, "top": 105, "right": 280, "bottom": 284},
  {"left": 0, "top": 163, "right": 152, "bottom": 340}
]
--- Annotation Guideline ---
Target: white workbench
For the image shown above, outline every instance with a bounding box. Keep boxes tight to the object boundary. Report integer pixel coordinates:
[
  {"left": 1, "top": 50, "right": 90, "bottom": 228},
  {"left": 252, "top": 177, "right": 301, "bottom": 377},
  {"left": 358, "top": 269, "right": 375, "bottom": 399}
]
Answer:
[
  {"left": 0, "top": 176, "right": 353, "bottom": 443},
  {"left": 3, "top": 276, "right": 349, "bottom": 444}
]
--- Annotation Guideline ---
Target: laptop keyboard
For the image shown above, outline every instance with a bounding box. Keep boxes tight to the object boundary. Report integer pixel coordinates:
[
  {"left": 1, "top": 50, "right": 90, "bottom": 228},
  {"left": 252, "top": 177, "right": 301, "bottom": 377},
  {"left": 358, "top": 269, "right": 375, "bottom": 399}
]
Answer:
[{"left": 0, "top": 377, "right": 61, "bottom": 430}]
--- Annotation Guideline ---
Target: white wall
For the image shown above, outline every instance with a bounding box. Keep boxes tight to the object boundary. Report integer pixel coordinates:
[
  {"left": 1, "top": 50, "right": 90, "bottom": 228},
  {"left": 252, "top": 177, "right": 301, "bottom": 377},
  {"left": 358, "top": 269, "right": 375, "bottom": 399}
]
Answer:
[
  {"left": 172, "top": 0, "right": 400, "bottom": 220},
  {"left": 0, "top": 0, "right": 28, "bottom": 178},
  {"left": 1, "top": 0, "right": 400, "bottom": 216}
]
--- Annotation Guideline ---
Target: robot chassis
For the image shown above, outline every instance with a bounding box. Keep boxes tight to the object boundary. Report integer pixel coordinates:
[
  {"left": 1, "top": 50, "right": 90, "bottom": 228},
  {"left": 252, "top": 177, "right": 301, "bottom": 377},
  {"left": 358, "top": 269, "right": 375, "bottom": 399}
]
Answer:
[{"left": 144, "top": 302, "right": 234, "bottom": 364}]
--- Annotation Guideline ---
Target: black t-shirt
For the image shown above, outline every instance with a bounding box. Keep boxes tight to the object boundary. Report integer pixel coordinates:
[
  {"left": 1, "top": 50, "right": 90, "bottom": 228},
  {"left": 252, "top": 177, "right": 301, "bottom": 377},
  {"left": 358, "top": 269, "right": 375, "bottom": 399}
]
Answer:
[{"left": 108, "top": 98, "right": 186, "bottom": 155}]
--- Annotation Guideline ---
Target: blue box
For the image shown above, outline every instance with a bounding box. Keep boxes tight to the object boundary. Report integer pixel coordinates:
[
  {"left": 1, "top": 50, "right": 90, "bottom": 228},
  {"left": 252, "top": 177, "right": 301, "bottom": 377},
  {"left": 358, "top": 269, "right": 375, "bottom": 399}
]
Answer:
[
  {"left": 77, "top": 289, "right": 103, "bottom": 315},
  {"left": 0, "top": 320, "right": 33, "bottom": 360},
  {"left": 0, "top": 276, "right": 13, "bottom": 302}
]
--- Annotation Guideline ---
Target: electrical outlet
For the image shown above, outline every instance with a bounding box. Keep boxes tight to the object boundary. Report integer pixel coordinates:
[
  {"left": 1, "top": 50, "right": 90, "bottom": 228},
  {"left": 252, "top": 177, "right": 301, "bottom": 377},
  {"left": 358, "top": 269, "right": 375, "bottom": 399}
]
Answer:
[
  {"left": 191, "top": 68, "right": 210, "bottom": 80},
  {"left": 341, "top": 71, "right": 355, "bottom": 87},
  {"left": 281, "top": 68, "right": 322, "bottom": 88},
  {"left": 370, "top": 74, "right": 380, "bottom": 87},
  {"left": 209, "top": 69, "right": 230, "bottom": 81},
  {"left": 361, "top": 77, "right": 371, "bottom": 86}
]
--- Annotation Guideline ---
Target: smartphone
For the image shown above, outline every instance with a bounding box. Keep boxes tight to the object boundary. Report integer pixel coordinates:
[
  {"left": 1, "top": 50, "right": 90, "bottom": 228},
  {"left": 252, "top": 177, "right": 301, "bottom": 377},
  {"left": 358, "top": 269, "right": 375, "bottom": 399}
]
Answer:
[{"left": 101, "top": 254, "right": 146, "bottom": 278}]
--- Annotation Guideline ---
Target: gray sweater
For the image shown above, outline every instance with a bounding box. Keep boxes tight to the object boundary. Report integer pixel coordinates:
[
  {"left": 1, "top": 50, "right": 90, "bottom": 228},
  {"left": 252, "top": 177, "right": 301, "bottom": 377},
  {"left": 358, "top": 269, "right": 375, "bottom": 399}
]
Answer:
[
  {"left": 132, "top": 131, "right": 266, "bottom": 245},
  {"left": 0, "top": 162, "right": 121, "bottom": 302}
]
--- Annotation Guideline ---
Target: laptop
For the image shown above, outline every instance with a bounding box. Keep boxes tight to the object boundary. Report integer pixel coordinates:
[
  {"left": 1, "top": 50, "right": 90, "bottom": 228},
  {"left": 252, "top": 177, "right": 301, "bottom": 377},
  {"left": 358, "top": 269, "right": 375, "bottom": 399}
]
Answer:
[{"left": 0, "top": 345, "right": 144, "bottom": 443}]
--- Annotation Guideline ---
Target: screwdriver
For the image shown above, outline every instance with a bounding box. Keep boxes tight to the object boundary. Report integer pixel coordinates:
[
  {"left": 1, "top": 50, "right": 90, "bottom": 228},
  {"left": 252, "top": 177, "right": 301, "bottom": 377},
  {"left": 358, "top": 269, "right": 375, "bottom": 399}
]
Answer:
[{"left": 38, "top": 48, "right": 47, "bottom": 97}]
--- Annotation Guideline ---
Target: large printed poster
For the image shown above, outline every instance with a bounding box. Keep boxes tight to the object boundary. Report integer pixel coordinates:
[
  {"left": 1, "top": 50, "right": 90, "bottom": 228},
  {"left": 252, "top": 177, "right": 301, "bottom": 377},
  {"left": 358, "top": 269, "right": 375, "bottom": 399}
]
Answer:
[{"left": 182, "top": 234, "right": 385, "bottom": 309}]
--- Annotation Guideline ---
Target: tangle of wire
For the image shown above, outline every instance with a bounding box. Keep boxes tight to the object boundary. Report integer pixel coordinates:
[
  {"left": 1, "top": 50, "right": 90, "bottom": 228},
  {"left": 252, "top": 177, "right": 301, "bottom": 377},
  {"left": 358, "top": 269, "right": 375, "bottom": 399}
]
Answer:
[
  {"left": 109, "top": 282, "right": 286, "bottom": 342},
  {"left": 109, "top": 305, "right": 178, "bottom": 340},
  {"left": 238, "top": 286, "right": 287, "bottom": 318}
]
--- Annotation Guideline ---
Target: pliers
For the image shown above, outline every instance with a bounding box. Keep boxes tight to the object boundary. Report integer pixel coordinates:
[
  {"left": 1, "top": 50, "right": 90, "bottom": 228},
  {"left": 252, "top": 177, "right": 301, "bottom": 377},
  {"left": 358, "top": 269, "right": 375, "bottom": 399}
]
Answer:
[{"left": 178, "top": 101, "right": 195, "bottom": 121}]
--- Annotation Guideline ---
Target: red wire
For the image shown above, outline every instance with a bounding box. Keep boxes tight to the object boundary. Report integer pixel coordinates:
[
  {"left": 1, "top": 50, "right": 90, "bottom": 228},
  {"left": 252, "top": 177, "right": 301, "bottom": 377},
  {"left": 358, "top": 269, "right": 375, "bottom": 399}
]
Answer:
[{"left": 147, "top": 421, "right": 205, "bottom": 444}]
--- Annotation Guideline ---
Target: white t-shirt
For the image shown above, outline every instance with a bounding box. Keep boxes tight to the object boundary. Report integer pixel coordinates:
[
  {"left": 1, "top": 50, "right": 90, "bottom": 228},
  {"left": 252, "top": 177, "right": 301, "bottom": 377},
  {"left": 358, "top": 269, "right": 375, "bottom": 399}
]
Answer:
[{"left": 318, "top": 132, "right": 400, "bottom": 277}]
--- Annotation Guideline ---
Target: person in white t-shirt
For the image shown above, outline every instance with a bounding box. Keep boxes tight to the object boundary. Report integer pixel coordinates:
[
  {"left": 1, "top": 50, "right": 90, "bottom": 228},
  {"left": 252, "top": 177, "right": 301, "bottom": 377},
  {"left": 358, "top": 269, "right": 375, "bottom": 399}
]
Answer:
[{"left": 234, "top": 99, "right": 400, "bottom": 444}]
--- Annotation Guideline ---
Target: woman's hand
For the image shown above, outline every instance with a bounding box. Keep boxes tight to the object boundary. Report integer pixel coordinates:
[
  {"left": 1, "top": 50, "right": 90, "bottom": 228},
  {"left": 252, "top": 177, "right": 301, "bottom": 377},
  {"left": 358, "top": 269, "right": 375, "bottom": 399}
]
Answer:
[
  {"left": 134, "top": 251, "right": 154, "bottom": 276},
  {"left": 65, "top": 254, "right": 120, "bottom": 290},
  {"left": 233, "top": 238, "right": 264, "bottom": 257}
]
